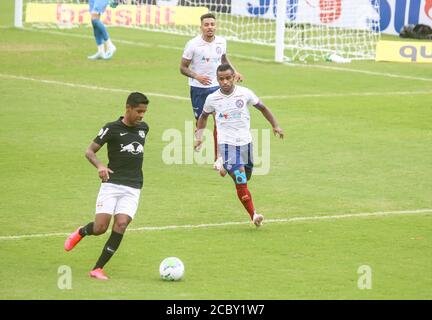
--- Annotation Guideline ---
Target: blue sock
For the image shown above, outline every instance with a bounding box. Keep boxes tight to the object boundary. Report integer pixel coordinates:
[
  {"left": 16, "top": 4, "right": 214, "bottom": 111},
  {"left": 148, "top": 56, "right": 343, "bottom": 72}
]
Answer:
[
  {"left": 92, "top": 19, "right": 109, "bottom": 43},
  {"left": 91, "top": 19, "right": 104, "bottom": 46}
]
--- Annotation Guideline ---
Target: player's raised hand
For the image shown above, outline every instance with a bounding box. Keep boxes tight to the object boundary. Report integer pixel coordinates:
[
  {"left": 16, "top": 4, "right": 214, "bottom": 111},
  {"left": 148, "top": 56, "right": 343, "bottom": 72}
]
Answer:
[
  {"left": 273, "top": 126, "right": 284, "bottom": 139},
  {"left": 98, "top": 165, "right": 114, "bottom": 182},
  {"left": 196, "top": 75, "right": 213, "bottom": 86},
  {"left": 234, "top": 72, "right": 244, "bottom": 83}
]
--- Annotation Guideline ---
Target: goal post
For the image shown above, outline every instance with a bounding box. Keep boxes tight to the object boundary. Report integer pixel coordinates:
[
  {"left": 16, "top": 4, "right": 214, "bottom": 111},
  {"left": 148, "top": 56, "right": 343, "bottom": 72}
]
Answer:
[
  {"left": 15, "top": 0, "right": 380, "bottom": 62},
  {"left": 14, "top": 0, "right": 23, "bottom": 28},
  {"left": 275, "top": 0, "right": 287, "bottom": 63}
]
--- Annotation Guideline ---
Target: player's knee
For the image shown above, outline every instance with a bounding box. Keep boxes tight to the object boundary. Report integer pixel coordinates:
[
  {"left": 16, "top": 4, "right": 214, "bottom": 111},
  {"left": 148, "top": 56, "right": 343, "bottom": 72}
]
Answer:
[
  {"left": 113, "top": 221, "right": 129, "bottom": 233},
  {"left": 234, "top": 170, "right": 247, "bottom": 185},
  {"left": 93, "top": 223, "right": 108, "bottom": 235},
  {"left": 91, "top": 19, "right": 98, "bottom": 28}
]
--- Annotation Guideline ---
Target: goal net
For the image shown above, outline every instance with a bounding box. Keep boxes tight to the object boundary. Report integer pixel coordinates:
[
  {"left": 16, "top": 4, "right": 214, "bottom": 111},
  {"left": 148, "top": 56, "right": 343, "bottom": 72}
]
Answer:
[
  {"left": 283, "top": 0, "right": 381, "bottom": 61},
  {"left": 16, "top": 0, "right": 381, "bottom": 62}
]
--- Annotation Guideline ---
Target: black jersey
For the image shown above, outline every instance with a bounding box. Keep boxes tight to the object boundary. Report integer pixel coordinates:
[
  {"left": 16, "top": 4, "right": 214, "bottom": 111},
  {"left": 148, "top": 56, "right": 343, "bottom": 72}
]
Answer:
[{"left": 93, "top": 117, "right": 149, "bottom": 189}]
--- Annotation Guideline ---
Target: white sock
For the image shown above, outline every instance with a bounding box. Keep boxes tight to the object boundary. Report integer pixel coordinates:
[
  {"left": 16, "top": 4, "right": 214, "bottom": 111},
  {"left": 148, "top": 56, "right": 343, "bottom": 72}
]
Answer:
[
  {"left": 106, "top": 39, "right": 115, "bottom": 49},
  {"left": 97, "top": 44, "right": 104, "bottom": 54}
]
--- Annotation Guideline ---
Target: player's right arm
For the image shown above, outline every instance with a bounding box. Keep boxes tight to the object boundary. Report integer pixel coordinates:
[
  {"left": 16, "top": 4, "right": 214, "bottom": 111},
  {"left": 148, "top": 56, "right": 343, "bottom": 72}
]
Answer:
[
  {"left": 194, "top": 112, "right": 211, "bottom": 151},
  {"left": 195, "top": 95, "right": 216, "bottom": 151},
  {"left": 180, "top": 58, "right": 212, "bottom": 86},
  {"left": 85, "top": 142, "right": 113, "bottom": 182}
]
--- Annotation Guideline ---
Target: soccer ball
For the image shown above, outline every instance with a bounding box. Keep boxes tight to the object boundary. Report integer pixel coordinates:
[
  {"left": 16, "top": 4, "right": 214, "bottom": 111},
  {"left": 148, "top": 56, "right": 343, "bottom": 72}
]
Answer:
[{"left": 159, "top": 257, "right": 184, "bottom": 281}]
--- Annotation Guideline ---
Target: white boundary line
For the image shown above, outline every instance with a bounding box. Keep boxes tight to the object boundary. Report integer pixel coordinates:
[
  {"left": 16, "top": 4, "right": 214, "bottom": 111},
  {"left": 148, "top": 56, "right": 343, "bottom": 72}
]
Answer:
[
  {"left": 5, "top": 27, "right": 432, "bottom": 83},
  {"left": 260, "top": 90, "right": 432, "bottom": 100},
  {"left": 1, "top": 208, "right": 431, "bottom": 241},
  {"left": 1, "top": 73, "right": 431, "bottom": 101},
  {"left": 283, "top": 62, "right": 432, "bottom": 83},
  {"left": 0, "top": 73, "right": 189, "bottom": 101}
]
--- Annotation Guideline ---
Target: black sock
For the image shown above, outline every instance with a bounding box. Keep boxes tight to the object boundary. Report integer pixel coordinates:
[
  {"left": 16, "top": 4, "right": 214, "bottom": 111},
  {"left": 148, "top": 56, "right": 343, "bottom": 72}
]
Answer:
[
  {"left": 79, "top": 222, "right": 94, "bottom": 237},
  {"left": 93, "top": 231, "right": 124, "bottom": 270}
]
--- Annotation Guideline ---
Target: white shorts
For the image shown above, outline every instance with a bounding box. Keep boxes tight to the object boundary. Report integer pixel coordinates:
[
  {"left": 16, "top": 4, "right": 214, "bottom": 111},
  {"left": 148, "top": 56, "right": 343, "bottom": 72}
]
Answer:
[{"left": 95, "top": 183, "right": 141, "bottom": 219}]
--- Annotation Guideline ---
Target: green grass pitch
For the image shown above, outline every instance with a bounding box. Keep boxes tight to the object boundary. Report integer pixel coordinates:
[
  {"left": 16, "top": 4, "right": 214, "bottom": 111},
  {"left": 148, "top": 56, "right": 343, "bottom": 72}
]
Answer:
[{"left": 0, "top": 1, "right": 431, "bottom": 299}]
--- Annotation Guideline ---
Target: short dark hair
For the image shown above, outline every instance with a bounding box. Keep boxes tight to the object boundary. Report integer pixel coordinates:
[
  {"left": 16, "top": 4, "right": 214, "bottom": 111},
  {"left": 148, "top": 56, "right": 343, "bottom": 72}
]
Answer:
[
  {"left": 217, "top": 64, "right": 234, "bottom": 74},
  {"left": 126, "top": 92, "right": 149, "bottom": 107},
  {"left": 200, "top": 13, "right": 216, "bottom": 22}
]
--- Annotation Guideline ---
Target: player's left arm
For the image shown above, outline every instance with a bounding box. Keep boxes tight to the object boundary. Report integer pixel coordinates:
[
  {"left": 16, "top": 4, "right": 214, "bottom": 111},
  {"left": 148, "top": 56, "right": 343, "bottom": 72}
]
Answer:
[
  {"left": 254, "top": 101, "right": 284, "bottom": 139},
  {"left": 221, "top": 54, "right": 244, "bottom": 82}
]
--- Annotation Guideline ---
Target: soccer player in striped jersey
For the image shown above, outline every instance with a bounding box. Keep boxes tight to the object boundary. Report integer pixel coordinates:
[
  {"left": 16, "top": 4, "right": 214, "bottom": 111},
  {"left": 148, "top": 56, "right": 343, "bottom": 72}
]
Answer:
[
  {"left": 194, "top": 64, "right": 284, "bottom": 227},
  {"left": 180, "top": 13, "right": 243, "bottom": 171}
]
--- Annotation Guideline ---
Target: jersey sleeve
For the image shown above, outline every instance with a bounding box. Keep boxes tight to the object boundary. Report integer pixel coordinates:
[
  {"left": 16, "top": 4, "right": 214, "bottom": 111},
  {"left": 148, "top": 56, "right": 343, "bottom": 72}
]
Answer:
[
  {"left": 246, "top": 88, "right": 260, "bottom": 106},
  {"left": 222, "top": 37, "right": 227, "bottom": 55},
  {"left": 182, "top": 40, "right": 194, "bottom": 60},
  {"left": 203, "top": 96, "right": 215, "bottom": 114},
  {"left": 93, "top": 124, "right": 112, "bottom": 146}
]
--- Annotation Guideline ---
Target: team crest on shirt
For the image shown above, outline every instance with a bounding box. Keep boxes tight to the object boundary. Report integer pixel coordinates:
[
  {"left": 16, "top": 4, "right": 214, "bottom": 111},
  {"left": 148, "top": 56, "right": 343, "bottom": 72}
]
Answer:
[
  {"left": 139, "top": 130, "right": 146, "bottom": 138},
  {"left": 216, "top": 46, "right": 222, "bottom": 55},
  {"left": 236, "top": 99, "right": 244, "bottom": 108}
]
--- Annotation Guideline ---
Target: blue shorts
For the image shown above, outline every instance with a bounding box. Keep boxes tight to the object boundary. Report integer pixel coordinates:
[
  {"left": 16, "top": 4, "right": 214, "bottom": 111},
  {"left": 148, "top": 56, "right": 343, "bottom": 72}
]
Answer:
[
  {"left": 89, "top": 0, "right": 109, "bottom": 14},
  {"left": 219, "top": 143, "right": 254, "bottom": 174},
  {"left": 190, "top": 86, "right": 219, "bottom": 119}
]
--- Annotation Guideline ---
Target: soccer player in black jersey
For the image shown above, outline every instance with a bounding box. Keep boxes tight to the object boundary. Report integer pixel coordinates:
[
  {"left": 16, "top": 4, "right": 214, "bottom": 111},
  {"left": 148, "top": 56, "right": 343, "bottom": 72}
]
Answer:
[{"left": 64, "top": 92, "right": 149, "bottom": 280}]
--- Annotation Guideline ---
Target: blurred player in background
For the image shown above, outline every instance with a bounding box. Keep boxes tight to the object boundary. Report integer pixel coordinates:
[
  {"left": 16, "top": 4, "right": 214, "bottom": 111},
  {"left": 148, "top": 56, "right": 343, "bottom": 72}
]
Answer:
[
  {"left": 194, "top": 64, "right": 283, "bottom": 227},
  {"left": 180, "top": 13, "right": 243, "bottom": 170},
  {"left": 87, "top": 0, "right": 117, "bottom": 60},
  {"left": 64, "top": 92, "right": 149, "bottom": 280}
]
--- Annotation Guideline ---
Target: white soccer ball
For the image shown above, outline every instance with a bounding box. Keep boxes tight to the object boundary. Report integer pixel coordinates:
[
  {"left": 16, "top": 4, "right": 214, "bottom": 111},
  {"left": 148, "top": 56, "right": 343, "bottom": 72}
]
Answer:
[{"left": 159, "top": 257, "right": 184, "bottom": 281}]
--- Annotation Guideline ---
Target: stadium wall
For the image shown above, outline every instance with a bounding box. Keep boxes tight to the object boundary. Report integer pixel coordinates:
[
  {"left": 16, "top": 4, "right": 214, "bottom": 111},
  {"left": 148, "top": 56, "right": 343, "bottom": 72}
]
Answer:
[
  {"left": 380, "top": 0, "right": 432, "bottom": 35},
  {"left": 180, "top": 0, "right": 432, "bottom": 36}
]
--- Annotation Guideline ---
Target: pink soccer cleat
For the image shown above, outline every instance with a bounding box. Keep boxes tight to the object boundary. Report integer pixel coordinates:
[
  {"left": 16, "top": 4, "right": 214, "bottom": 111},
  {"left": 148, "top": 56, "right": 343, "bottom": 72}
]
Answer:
[
  {"left": 89, "top": 268, "right": 109, "bottom": 280},
  {"left": 64, "top": 227, "right": 83, "bottom": 251}
]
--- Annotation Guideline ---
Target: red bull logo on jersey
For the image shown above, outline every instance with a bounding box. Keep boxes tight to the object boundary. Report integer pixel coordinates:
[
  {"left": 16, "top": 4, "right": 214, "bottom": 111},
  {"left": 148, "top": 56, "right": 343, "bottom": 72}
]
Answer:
[{"left": 120, "top": 142, "right": 143, "bottom": 155}]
